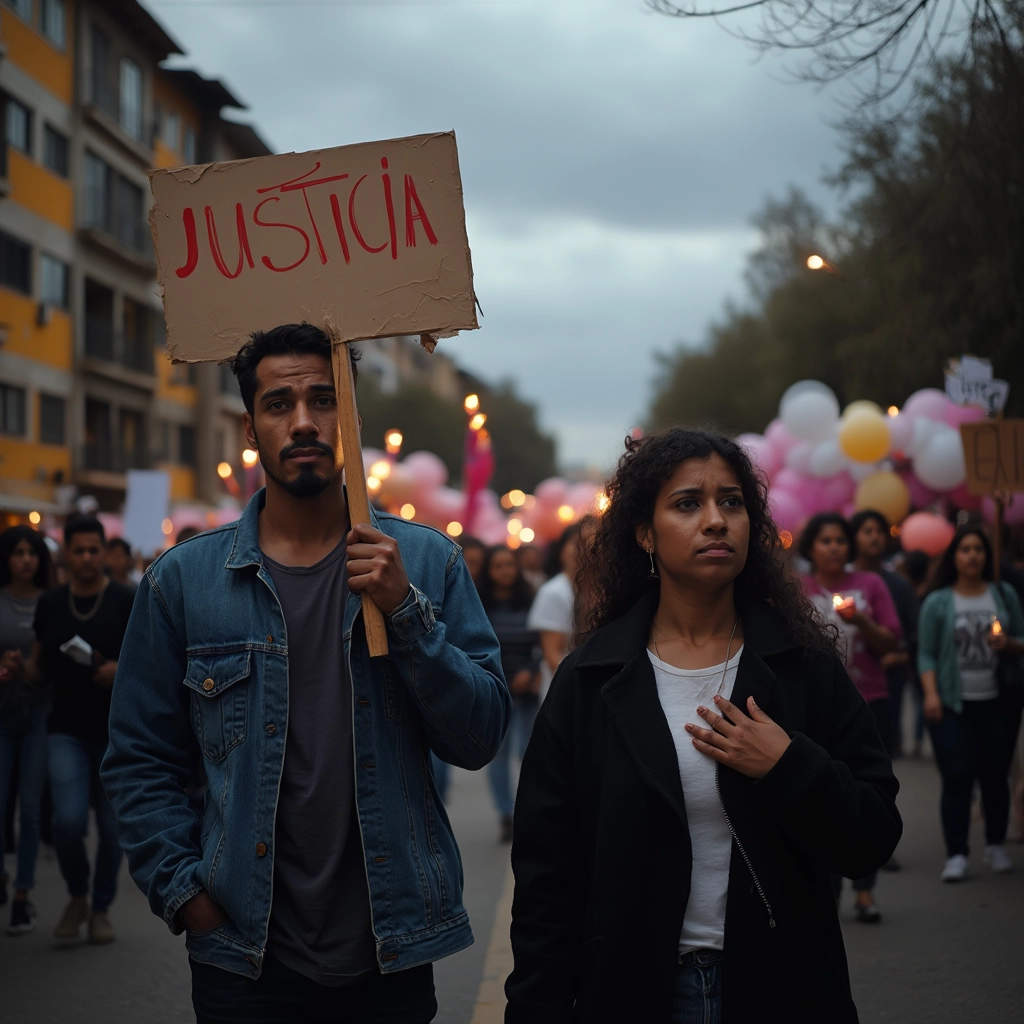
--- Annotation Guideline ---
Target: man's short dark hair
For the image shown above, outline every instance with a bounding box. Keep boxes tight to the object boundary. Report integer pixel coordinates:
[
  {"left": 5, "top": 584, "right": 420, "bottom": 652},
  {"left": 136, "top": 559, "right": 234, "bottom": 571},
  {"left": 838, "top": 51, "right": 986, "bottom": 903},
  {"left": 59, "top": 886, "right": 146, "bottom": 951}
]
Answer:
[
  {"left": 230, "top": 323, "right": 360, "bottom": 415},
  {"left": 107, "top": 537, "right": 132, "bottom": 557},
  {"left": 849, "top": 509, "right": 890, "bottom": 539},
  {"left": 64, "top": 515, "right": 105, "bottom": 547}
]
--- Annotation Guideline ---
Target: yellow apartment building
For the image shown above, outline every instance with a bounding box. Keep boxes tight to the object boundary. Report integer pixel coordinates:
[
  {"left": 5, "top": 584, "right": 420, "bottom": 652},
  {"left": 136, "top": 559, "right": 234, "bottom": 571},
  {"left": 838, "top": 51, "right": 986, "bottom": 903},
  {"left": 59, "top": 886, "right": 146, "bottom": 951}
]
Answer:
[{"left": 0, "top": 0, "right": 270, "bottom": 525}]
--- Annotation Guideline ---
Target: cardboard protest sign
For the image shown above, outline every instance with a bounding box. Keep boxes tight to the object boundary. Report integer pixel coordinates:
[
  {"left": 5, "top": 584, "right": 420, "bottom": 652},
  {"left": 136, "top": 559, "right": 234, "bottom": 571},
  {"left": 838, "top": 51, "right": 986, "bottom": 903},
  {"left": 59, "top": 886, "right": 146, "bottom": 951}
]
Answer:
[
  {"left": 945, "top": 356, "right": 1009, "bottom": 416},
  {"left": 960, "top": 420, "right": 1024, "bottom": 495},
  {"left": 149, "top": 132, "right": 478, "bottom": 362},
  {"left": 123, "top": 469, "right": 171, "bottom": 556}
]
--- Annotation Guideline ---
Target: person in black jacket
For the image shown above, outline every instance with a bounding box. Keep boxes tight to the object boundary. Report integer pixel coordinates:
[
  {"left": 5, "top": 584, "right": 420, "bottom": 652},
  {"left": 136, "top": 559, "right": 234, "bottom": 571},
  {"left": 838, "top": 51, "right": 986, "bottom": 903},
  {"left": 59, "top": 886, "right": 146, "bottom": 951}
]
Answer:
[{"left": 505, "top": 427, "right": 901, "bottom": 1024}]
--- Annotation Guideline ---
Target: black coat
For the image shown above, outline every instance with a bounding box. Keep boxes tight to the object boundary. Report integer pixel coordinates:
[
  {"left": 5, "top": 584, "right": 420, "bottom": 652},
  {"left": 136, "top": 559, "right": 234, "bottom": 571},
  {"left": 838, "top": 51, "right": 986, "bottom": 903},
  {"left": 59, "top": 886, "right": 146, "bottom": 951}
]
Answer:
[{"left": 505, "top": 591, "right": 902, "bottom": 1024}]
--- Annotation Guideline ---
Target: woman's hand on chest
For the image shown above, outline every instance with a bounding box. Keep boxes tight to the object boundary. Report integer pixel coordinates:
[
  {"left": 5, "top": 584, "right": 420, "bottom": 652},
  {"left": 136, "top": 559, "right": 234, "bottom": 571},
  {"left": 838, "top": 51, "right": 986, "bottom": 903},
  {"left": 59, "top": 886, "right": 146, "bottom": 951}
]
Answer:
[{"left": 685, "top": 694, "right": 791, "bottom": 779}]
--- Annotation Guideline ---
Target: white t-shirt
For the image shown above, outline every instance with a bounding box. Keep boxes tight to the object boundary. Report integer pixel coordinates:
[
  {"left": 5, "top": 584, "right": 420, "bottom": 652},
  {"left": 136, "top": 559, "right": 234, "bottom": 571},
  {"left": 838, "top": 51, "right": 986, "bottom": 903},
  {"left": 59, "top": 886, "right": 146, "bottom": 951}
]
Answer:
[
  {"left": 649, "top": 646, "right": 743, "bottom": 953},
  {"left": 527, "top": 573, "right": 575, "bottom": 700},
  {"left": 952, "top": 590, "right": 999, "bottom": 701}
]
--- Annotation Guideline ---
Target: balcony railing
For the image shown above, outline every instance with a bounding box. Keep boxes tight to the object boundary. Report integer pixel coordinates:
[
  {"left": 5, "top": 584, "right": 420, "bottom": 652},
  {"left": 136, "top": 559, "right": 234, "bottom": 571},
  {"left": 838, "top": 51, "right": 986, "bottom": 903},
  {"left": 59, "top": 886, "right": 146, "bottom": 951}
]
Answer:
[
  {"left": 83, "top": 442, "right": 150, "bottom": 474},
  {"left": 84, "top": 317, "right": 156, "bottom": 376}
]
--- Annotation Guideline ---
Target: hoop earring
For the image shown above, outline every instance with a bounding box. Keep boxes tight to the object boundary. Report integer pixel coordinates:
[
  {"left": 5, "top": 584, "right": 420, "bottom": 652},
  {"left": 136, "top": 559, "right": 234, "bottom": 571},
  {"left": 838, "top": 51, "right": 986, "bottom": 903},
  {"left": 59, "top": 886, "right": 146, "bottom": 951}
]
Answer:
[{"left": 648, "top": 548, "right": 658, "bottom": 578}]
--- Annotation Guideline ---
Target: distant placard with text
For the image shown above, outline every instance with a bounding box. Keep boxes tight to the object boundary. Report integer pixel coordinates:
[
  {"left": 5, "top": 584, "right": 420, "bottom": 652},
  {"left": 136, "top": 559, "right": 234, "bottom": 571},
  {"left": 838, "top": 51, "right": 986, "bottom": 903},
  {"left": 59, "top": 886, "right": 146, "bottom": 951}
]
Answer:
[
  {"left": 960, "top": 420, "right": 1024, "bottom": 495},
  {"left": 149, "top": 132, "right": 478, "bottom": 362}
]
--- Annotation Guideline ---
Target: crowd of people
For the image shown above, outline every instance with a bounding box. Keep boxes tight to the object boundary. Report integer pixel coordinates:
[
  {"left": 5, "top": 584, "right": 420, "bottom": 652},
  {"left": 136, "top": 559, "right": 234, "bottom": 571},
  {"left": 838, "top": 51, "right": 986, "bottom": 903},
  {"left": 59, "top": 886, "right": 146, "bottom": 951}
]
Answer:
[{"left": 0, "top": 324, "right": 1022, "bottom": 1023}]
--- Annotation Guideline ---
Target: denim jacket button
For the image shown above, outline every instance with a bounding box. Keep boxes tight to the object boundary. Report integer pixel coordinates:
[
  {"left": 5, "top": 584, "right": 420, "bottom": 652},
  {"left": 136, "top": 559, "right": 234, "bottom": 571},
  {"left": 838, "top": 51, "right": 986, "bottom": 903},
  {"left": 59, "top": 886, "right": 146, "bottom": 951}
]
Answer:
[
  {"left": 202, "top": 678, "right": 215, "bottom": 692},
  {"left": 255, "top": 842, "right": 267, "bottom": 857},
  {"left": 266, "top": 635, "right": 273, "bottom": 643},
  {"left": 265, "top": 723, "right": 276, "bottom": 736}
]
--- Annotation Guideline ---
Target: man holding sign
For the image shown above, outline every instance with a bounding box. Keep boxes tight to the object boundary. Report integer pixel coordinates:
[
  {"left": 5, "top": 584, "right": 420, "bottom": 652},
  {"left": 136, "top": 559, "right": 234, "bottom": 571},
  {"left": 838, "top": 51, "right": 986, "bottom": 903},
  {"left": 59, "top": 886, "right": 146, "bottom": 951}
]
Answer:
[
  {"left": 101, "top": 133, "right": 509, "bottom": 1022},
  {"left": 102, "top": 323, "right": 508, "bottom": 1021}
]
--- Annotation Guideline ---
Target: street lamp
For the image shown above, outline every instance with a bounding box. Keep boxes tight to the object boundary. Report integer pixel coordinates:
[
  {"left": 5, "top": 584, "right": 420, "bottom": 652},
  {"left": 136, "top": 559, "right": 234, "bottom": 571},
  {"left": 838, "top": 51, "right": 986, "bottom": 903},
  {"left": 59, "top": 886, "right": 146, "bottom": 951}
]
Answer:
[{"left": 806, "top": 254, "right": 838, "bottom": 274}]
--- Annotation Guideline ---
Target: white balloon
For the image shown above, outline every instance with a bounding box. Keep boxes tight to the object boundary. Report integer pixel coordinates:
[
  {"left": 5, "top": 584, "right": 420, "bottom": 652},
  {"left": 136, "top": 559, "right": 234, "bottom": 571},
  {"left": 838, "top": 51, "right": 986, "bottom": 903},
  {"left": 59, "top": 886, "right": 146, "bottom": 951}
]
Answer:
[
  {"left": 887, "top": 413, "right": 914, "bottom": 452},
  {"left": 913, "top": 428, "right": 966, "bottom": 491},
  {"left": 808, "top": 439, "right": 846, "bottom": 479},
  {"left": 779, "top": 380, "right": 839, "bottom": 417},
  {"left": 847, "top": 461, "right": 880, "bottom": 483},
  {"left": 781, "top": 390, "right": 841, "bottom": 443},
  {"left": 905, "top": 416, "right": 940, "bottom": 457},
  {"left": 784, "top": 441, "right": 814, "bottom": 474}
]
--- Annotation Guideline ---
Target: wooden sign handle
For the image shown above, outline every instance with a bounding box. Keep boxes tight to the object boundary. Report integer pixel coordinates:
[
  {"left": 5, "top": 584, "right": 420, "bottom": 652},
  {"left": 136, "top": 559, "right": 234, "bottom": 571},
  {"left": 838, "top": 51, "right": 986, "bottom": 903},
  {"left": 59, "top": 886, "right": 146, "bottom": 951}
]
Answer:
[{"left": 332, "top": 343, "right": 389, "bottom": 658}]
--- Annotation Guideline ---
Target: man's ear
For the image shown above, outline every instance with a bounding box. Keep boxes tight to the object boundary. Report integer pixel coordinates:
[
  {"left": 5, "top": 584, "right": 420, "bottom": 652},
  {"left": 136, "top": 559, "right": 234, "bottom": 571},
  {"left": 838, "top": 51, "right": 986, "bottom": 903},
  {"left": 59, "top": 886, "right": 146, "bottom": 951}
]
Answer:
[
  {"left": 242, "top": 411, "right": 258, "bottom": 452},
  {"left": 635, "top": 524, "right": 653, "bottom": 552}
]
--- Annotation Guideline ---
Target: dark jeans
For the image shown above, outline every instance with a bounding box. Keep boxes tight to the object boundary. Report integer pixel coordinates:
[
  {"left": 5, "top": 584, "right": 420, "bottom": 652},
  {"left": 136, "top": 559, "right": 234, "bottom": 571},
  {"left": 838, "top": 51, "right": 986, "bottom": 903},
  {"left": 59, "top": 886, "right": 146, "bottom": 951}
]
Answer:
[
  {"left": 0, "top": 706, "right": 49, "bottom": 891},
  {"left": 927, "top": 698, "right": 1021, "bottom": 857},
  {"left": 48, "top": 733, "right": 122, "bottom": 912},
  {"left": 190, "top": 954, "right": 437, "bottom": 1024},
  {"left": 672, "top": 949, "right": 723, "bottom": 1024}
]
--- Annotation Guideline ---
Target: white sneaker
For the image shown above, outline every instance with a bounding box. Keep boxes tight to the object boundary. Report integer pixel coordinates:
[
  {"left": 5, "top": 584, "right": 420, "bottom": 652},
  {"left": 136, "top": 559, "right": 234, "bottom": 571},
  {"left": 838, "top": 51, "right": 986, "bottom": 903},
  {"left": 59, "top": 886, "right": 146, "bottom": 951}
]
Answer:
[
  {"left": 941, "top": 854, "right": 969, "bottom": 882},
  {"left": 984, "top": 845, "right": 1013, "bottom": 873}
]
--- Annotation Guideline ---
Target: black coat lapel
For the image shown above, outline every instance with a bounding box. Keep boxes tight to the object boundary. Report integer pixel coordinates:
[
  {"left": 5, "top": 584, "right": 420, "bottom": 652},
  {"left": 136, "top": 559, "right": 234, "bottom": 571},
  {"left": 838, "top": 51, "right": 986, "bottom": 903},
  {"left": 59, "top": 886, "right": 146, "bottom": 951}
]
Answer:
[{"left": 600, "top": 652, "right": 689, "bottom": 828}]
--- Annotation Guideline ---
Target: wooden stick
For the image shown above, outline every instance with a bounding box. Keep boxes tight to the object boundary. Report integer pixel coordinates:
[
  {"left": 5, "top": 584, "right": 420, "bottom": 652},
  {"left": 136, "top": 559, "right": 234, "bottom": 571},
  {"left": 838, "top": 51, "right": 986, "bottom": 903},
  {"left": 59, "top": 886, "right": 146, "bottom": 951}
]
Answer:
[{"left": 332, "top": 342, "right": 389, "bottom": 658}]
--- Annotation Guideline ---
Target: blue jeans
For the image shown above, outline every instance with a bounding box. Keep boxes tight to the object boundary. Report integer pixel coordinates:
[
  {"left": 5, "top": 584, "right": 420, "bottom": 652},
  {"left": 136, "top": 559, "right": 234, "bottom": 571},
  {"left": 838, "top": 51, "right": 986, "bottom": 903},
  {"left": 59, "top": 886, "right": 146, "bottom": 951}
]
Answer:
[
  {"left": 673, "top": 949, "right": 723, "bottom": 1024},
  {"left": 0, "top": 705, "right": 49, "bottom": 891},
  {"left": 190, "top": 953, "right": 436, "bottom": 1024},
  {"left": 487, "top": 697, "right": 538, "bottom": 818},
  {"left": 49, "top": 733, "right": 122, "bottom": 912}
]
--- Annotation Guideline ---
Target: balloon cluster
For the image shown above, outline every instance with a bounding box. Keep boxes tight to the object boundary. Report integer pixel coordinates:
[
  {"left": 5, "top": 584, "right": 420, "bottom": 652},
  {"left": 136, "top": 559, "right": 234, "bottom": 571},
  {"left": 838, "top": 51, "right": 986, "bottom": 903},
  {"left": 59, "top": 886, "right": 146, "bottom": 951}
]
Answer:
[
  {"left": 361, "top": 446, "right": 606, "bottom": 547},
  {"left": 737, "top": 383, "right": 1000, "bottom": 556}
]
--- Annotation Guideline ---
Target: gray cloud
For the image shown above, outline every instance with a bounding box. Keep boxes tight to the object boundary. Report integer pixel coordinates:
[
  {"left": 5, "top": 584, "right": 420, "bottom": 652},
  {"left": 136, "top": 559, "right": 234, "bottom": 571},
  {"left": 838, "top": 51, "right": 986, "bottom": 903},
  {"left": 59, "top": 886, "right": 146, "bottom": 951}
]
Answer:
[{"left": 151, "top": 0, "right": 844, "bottom": 467}]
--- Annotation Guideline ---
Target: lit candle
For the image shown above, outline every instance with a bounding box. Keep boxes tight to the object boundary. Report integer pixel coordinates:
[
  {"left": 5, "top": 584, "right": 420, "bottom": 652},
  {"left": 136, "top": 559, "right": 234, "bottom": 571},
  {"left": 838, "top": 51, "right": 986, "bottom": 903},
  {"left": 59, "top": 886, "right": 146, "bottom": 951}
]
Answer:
[{"left": 991, "top": 617, "right": 1003, "bottom": 636}]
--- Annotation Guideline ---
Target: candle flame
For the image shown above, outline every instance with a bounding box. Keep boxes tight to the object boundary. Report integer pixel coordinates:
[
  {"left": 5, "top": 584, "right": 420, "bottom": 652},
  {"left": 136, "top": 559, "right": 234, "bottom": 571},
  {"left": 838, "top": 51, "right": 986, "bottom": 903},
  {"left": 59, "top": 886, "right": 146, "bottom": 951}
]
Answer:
[{"left": 991, "top": 618, "right": 1003, "bottom": 636}]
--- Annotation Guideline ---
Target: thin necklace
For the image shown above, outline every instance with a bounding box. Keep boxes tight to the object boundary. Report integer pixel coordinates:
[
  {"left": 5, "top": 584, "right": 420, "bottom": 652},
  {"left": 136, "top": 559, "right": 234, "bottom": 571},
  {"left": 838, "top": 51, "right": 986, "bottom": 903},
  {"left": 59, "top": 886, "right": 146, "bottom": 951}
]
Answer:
[
  {"left": 653, "top": 617, "right": 740, "bottom": 698},
  {"left": 69, "top": 579, "right": 108, "bottom": 622}
]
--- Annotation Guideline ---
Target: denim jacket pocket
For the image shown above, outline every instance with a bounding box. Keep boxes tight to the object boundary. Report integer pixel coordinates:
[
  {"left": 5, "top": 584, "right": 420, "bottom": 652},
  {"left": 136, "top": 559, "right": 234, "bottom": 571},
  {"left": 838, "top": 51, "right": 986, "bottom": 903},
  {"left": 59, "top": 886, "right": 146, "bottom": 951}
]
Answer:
[{"left": 184, "top": 650, "right": 252, "bottom": 763}]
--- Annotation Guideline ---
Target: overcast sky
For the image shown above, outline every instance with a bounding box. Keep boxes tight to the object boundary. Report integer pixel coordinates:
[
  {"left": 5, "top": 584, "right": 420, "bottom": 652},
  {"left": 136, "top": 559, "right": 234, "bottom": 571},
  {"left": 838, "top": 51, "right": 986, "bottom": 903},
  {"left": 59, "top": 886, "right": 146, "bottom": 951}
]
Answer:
[{"left": 149, "top": 0, "right": 845, "bottom": 471}]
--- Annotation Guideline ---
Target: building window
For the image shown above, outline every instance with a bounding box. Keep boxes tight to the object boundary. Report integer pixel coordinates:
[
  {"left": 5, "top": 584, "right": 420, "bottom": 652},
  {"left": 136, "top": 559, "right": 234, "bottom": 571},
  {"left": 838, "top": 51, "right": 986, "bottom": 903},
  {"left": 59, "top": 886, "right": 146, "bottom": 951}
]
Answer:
[
  {"left": 114, "top": 175, "right": 145, "bottom": 251},
  {"left": 119, "top": 58, "right": 143, "bottom": 141},
  {"left": 6, "top": 98, "right": 31, "bottom": 155},
  {"left": 84, "top": 150, "right": 110, "bottom": 232},
  {"left": 162, "top": 110, "right": 180, "bottom": 151},
  {"left": 40, "top": 253, "right": 69, "bottom": 308},
  {"left": 0, "top": 230, "right": 32, "bottom": 294},
  {"left": 39, "top": 393, "right": 66, "bottom": 445},
  {"left": 41, "top": 0, "right": 65, "bottom": 48},
  {"left": 43, "top": 124, "right": 69, "bottom": 176},
  {"left": 183, "top": 125, "right": 196, "bottom": 164},
  {"left": 3, "top": 1, "right": 33, "bottom": 23},
  {"left": 178, "top": 424, "right": 196, "bottom": 467},
  {"left": 90, "top": 26, "right": 116, "bottom": 119},
  {"left": 0, "top": 384, "right": 27, "bottom": 437}
]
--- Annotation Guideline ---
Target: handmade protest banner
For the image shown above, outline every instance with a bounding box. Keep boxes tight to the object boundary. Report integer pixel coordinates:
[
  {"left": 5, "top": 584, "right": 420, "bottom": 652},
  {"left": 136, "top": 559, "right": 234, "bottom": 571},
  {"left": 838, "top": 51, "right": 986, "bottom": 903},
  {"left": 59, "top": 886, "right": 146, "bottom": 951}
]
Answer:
[
  {"left": 960, "top": 420, "right": 1024, "bottom": 495},
  {"left": 149, "top": 132, "right": 479, "bottom": 655}
]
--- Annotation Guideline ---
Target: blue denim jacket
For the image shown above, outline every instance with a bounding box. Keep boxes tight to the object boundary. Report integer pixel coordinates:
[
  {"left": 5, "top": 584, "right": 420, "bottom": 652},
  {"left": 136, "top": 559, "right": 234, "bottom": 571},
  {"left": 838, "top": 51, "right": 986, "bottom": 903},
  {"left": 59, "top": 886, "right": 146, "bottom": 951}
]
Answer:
[{"left": 101, "top": 490, "right": 508, "bottom": 979}]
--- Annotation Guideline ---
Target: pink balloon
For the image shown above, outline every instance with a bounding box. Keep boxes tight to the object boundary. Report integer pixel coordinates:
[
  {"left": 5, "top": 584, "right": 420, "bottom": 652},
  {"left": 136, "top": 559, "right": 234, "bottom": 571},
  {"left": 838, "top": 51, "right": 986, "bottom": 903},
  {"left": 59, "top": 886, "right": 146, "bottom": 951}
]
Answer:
[
  {"left": 818, "top": 472, "right": 856, "bottom": 510},
  {"left": 774, "top": 467, "right": 812, "bottom": 496},
  {"left": 898, "top": 469, "right": 939, "bottom": 510},
  {"left": 887, "top": 413, "right": 914, "bottom": 453},
  {"left": 765, "top": 419, "right": 800, "bottom": 459},
  {"left": 768, "top": 488, "right": 806, "bottom": 535},
  {"left": 568, "top": 482, "right": 600, "bottom": 514},
  {"left": 900, "top": 512, "right": 955, "bottom": 557},
  {"left": 903, "top": 388, "right": 952, "bottom": 423},
  {"left": 982, "top": 493, "right": 1024, "bottom": 527},
  {"left": 947, "top": 482, "right": 981, "bottom": 512},
  {"left": 534, "top": 477, "right": 570, "bottom": 509},
  {"left": 737, "top": 433, "right": 782, "bottom": 478},
  {"left": 401, "top": 450, "right": 448, "bottom": 489},
  {"left": 842, "top": 501, "right": 857, "bottom": 518},
  {"left": 942, "top": 403, "right": 986, "bottom": 429}
]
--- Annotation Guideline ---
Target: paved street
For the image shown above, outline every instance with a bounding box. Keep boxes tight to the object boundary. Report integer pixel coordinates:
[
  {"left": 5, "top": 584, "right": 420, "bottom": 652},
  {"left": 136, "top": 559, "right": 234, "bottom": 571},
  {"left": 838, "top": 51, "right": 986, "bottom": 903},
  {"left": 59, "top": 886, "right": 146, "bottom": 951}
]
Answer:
[{"left": 4, "top": 753, "right": 1024, "bottom": 1023}]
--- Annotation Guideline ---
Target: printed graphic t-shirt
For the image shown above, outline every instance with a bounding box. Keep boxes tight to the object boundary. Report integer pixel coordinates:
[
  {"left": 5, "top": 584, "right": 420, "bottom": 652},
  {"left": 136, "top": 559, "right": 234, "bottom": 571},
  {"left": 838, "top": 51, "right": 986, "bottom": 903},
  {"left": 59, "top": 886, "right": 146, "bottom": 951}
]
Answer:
[{"left": 952, "top": 589, "right": 999, "bottom": 701}]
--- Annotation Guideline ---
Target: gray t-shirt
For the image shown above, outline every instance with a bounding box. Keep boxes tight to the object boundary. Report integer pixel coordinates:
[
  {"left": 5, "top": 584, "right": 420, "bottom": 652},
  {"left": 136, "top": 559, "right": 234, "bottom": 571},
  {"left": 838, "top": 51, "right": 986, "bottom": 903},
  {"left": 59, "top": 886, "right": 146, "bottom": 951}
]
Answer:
[
  {"left": 264, "top": 540, "right": 376, "bottom": 985},
  {"left": 0, "top": 588, "right": 46, "bottom": 711},
  {"left": 952, "top": 589, "right": 999, "bottom": 701}
]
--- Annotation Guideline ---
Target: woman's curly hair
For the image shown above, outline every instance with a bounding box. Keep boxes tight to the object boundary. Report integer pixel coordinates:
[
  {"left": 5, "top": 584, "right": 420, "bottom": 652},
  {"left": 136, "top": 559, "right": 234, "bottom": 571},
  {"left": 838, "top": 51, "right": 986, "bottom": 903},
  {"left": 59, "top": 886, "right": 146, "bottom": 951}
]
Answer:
[{"left": 574, "top": 426, "right": 835, "bottom": 657}]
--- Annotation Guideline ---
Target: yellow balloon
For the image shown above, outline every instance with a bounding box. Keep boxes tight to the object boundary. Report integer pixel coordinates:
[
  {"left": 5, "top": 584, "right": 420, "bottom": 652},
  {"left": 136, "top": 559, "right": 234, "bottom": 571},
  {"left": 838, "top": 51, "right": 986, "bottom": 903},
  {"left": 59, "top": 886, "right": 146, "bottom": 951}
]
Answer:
[
  {"left": 842, "top": 399, "right": 884, "bottom": 420},
  {"left": 855, "top": 471, "right": 911, "bottom": 525},
  {"left": 838, "top": 408, "right": 891, "bottom": 463}
]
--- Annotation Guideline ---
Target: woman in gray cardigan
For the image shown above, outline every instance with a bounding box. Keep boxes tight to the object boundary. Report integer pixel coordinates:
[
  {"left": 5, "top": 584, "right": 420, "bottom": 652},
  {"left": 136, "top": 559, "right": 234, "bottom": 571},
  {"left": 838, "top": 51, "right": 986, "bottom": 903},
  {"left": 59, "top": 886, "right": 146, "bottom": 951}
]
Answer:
[{"left": 918, "top": 525, "right": 1024, "bottom": 883}]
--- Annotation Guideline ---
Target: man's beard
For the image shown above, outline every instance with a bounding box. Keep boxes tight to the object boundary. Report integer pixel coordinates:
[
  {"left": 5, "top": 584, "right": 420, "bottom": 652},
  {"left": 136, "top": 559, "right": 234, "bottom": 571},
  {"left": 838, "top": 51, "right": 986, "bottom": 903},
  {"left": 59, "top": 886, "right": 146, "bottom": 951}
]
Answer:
[{"left": 258, "top": 437, "right": 342, "bottom": 499}]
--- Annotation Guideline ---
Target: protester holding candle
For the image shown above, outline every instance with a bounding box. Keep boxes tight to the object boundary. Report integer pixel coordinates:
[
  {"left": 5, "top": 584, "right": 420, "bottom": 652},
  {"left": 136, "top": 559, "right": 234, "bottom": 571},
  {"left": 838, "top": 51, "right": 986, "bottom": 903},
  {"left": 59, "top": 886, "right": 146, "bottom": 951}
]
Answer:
[
  {"left": 799, "top": 513, "right": 901, "bottom": 922},
  {"left": 918, "top": 525, "right": 1024, "bottom": 883},
  {"left": 506, "top": 428, "right": 900, "bottom": 1023}
]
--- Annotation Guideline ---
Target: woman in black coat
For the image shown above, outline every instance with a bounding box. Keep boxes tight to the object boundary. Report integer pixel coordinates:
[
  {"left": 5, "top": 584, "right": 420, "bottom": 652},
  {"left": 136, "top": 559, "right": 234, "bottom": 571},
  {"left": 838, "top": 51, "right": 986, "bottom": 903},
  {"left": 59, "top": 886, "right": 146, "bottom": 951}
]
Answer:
[{"left": 505, "top": 427, "right": 901, "bottom": 1024}]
